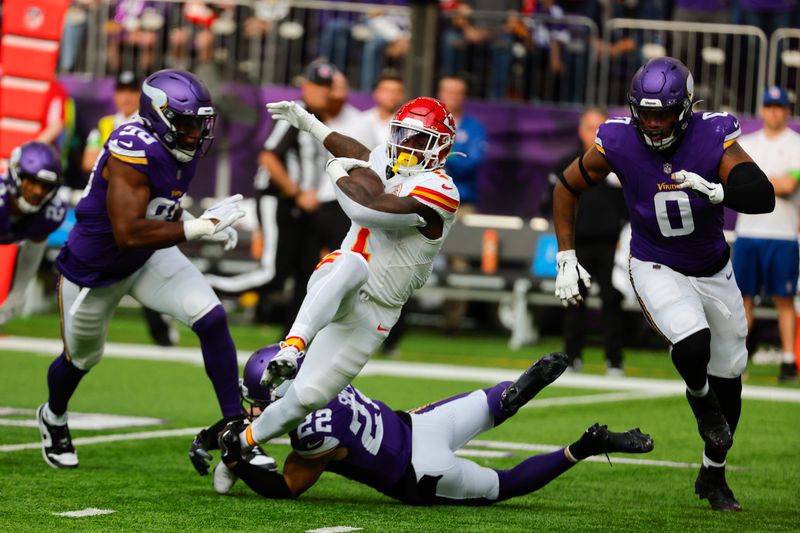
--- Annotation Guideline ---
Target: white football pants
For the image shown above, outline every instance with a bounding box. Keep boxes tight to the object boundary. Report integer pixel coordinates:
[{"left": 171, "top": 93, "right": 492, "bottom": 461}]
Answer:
[{"left": 58, "top": 246, "right": 221, "bottom": 370}]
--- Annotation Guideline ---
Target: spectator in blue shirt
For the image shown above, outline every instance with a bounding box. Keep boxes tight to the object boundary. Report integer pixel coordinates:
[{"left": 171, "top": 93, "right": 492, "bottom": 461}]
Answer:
[{"left": 437, "top": 75, "right": 488, "bottom": 209}]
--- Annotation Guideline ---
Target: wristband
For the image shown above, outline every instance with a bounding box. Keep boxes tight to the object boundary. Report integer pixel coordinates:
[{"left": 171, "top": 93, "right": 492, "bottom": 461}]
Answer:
[{"left": 183, "top": 218, "right": 216, "bottom": 241}]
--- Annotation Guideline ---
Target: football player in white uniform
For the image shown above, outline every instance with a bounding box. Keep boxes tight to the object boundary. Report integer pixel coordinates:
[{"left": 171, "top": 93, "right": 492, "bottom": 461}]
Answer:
[{"left": 238, "top": 97, "right": 461, "bottom": 451}]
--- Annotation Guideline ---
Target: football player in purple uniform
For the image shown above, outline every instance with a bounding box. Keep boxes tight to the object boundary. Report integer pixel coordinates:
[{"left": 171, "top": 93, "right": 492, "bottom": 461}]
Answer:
[
  {"left": 553, "top": 57, "right": 775, "bottom": 511},
  {"left": 189, "top": 346, "right": 653, "bottom": 505},
  {"left": 0, "top": 142, "right": 66, "bottom": 324},
  {"left": 37, "top": 70, "right": 246, "bottom": 469}
]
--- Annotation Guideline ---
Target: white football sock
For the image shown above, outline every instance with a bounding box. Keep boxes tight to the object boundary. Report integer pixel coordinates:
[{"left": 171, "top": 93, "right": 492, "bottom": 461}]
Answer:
[
  {"left": 687, "top": 381, "right": 709, "bottom": 398},
  {"left": 702, "top": 453, "right": 726, "bottom": 469},
  {"left": 782, "top": 351, "right": 796, "bottom": 364},
  {"left": 44, "top": 403, "right": 68, "bottom": 426}
]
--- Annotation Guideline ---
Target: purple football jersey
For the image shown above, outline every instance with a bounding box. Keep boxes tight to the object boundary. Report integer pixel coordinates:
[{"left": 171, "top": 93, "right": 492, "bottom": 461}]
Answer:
[
  {"left": 56, "top": 120, "right": 197, "bottom": 287},
  {"left": 595, "top": 112, "right": 740, "bottom": 275},
  {"left": 0, "top": 173, "right": 66, "bottom": 244},
  {"left": 289, "top": 385, "right": 412, "bottom": 495}
]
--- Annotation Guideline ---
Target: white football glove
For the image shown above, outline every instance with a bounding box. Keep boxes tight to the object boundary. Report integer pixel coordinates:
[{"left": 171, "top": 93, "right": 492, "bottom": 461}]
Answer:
[
  {"left": 184, "top": 194, "right": 245, "bottom": 242},
  {"left": 555, "top": 250, "right": 592, "bottom": 307},
  {"left": 266, "top": 101, "right": 332, "bottom": 142},
  {"left": 325, "top": 157, "right": 371, "bottom": 184},
  {"left": 672, "top": 170, "right": 724, "bottom": 204},
  {"left": 205, "top": 226, "right": 238, "bottom": 251}
]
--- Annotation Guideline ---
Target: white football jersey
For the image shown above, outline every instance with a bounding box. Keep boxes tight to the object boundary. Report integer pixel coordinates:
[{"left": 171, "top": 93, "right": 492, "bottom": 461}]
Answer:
[{"left": 339, "top": 146, "right": 460, "bottom": 308}]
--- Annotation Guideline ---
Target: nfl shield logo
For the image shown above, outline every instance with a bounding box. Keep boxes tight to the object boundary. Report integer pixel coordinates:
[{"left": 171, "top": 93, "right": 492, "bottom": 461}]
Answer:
[{"left": 663, "top": 163, "right": 672, "bottom": 174}]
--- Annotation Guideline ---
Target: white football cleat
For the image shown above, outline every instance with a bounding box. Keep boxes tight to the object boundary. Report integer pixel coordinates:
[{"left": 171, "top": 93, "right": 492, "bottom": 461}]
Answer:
[
  {"left": 36, "top": 403, "right": 79, "bottom": 469},
  {"left": 260, "top": 342, "right": 303, "bottom": 387},
  {"left": 245, "top": 445, "right": 278, "bottom": 471},
  {"left": 213, "top": 461, "right": 238, "bottom": 494}
]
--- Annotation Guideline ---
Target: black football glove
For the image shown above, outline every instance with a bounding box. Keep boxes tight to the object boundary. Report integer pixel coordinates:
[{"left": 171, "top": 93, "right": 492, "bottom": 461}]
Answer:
[
  {"left": 219, "top": 420, "right": 247, "bottom": 467},
  {"left": 189, "top": 414, "right": 245, "bottom": 476}
]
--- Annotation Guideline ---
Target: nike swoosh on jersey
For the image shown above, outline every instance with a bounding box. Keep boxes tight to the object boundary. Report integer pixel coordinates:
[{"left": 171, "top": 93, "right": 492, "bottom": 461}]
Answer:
[
  {"left": 118, "top": 140, "right": 134, "bottom": 148},
  {"left": 377, "top": 324, "right": 390, "bottom": 332},
  {"left": 441, "top": 184, "right": 453, "bottom": 190},
  {"left": 307, "top": 439, "right": 324, "bottom": 448}
]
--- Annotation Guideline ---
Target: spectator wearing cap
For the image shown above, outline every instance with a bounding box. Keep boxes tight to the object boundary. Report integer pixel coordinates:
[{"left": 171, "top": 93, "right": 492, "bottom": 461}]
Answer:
[
  {"left": 733, "top": 86, "right": 800, "bottom": 382},
  {"left": 208, "top": 60, "right": 333, "bottom": 331},
  {"left": 81, "top": 71, "right": 141, "bottom": 173}
]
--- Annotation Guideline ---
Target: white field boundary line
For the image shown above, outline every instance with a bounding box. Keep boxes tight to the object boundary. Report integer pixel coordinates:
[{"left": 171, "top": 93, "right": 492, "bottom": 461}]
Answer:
[
  {"left": 2, "top": 335, "right": 800, "bottom": 403},
  {"left": 0, "top": 426, "right": 703, "bottom": 469}
]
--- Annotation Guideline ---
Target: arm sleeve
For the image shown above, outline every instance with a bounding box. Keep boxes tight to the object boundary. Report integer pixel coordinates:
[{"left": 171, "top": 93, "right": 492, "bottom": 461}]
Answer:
[
  {"left": 231, "top": 462, "right": 294, "bottom": 499},
  {"left": 721, "top": 161, "right": 775, "bottom": 214},
  {"left": 0, "top": 240, "right": 46, "bottom": 311}
]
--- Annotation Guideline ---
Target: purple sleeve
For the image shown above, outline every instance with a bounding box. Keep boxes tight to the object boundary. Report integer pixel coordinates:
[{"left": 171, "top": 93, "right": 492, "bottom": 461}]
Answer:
[
  {"left": 106, "top": 123, "right": 159, "bottom": 175},
  {"left": 701, "top": 111, "right": 741, "bottom": 149}
]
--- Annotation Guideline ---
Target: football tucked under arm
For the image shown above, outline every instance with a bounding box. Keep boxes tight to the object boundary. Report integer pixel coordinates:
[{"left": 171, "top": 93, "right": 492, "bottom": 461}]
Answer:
[{"left": 326, "top": 159, "right": 427, "bottom": 229}]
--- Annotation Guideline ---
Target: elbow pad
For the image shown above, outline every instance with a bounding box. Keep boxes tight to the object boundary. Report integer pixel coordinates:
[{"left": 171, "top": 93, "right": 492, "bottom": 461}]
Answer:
[
  {"left": 334, "top": 182, "right": 427, "bottom": 230},
  {"left": 722, "top": 162, "right": 775, "bottom": 214}
]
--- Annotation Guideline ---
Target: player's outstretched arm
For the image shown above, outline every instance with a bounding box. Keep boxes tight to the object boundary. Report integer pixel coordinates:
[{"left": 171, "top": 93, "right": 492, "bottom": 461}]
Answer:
[
  {"left": 553, "top": 146, "right": 611, "bottom": 252},
  {"left": 326, "top": 158, "right": 445, "bottom": 239},
  {"left": 552, "top": 147, "right": 610, "bottom": 306},
  {"left": 231, "top": 450, "right": 331, "bottom": 499},
  {"left": 266, "top": 101, "right": 370, "bottom": 160},
  {"left": 717, "top": 141, "right": 775, "bottom": 214}
]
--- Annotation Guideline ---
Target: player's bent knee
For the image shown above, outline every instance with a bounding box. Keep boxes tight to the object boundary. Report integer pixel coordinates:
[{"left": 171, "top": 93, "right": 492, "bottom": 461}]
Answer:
[
  {"left": 294, "top": 382, "right": 333, "bottom": 411},
  {"left": 337, "top": 251, "right": 370, "bottom": 288},
  {"left": 672, "top": 328, "right": 711, "bottom": 375},
  {"left": 186, "top": 294, "right": 223, "bottom": 327},
  {"left": 68, "top": 350, "right": 103, "bottom": 371}
]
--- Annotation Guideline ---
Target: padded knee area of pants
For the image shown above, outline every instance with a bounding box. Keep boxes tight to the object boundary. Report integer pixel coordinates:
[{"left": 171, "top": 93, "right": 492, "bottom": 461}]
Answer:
[
  {"left": 294, "top": 382, "right": 333, "bottom": 411},
  {"left": 337, "top": 252, "right": 370, "bottom": 289},
  {"left": 672, "top": 329, "right": 711, "bottom": 390},
  {"left": 69, "top": 351, "right": 101, "bottom": 371}
]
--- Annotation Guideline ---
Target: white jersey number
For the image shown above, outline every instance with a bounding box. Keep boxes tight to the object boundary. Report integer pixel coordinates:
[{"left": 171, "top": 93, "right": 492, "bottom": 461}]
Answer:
[
  {"left": 297, "top": 408, "right": 333, "bottom": 438},
  {"left": 146, "top": 197, "right": 180, "bottom": 221},
  {"left": 654, "top": 191, "right": 695, "bottom": 237},
  {"left": 340, "top": 388, "right": 384, "bottom": 456}
]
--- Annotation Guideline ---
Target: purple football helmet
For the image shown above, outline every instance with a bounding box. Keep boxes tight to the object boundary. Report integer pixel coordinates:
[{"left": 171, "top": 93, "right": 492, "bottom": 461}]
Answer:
[
  {"left": 628, "top": 57, "right": 694, "bottom": 151},
  {"left": 139, "top": 69, "right": 216, "bottom": 162},
  {"left": 7, "top": 141, "right": 63, "bottom": 214},
  {"left": 240, "top": 344, "right": 303, "bottom": 417}
]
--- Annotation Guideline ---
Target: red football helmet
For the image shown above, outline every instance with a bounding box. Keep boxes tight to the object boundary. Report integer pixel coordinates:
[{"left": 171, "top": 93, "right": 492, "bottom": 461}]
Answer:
[{"left": 387, "top": 97, "right": 456, "bottom": 175}]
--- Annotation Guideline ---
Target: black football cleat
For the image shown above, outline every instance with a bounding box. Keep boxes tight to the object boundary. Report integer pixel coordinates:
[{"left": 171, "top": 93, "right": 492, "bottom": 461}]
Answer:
[
  {"left": 501, "top": 352, "right": 569, "bottom": 415},
  {"left": 573, "top": 423, "right": 654, "bottom": 458},
  {"left": 778, "top": 362, "right": 798, "bottom": 383},
  {"left": 695, "top": 466, "right": 742, "bottom": 512},
  {"left": 36, "top": 403, "right": 78, "bottom": 469},
  {"left": 685, "top": 390, "right": 733, "bottom": 452}
]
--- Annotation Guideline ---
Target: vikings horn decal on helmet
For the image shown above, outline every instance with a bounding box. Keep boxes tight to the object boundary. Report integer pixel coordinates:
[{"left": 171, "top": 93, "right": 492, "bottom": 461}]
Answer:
[
  {"left": 387, "top": 96, "right": 456, "bottom": 175},
  {"left": 8, "top": 141, "right": 63, "bottom": 214},
  {"left": 628, "top": 57, "right": 694, "bottom": 151},
  {"left": 139, "top": 69, "right": 216, "bottom": 162},
  {"left": 240, "top": 344, "right": 303, "bottom": 414}
]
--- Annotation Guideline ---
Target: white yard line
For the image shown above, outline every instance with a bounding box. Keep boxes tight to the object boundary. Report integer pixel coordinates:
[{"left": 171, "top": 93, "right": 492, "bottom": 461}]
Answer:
[
  {"left": 53, "top": 508, "right": 116, "bottom": 518},
  {"left": 2, "top": 335, "right": 800, "bottom": 403},
  {"left": 306, "top": 526, "right": 364, "bottom": 533},
  {"left": 0, "top": 426, "right": 704, "bottom": 469}
]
